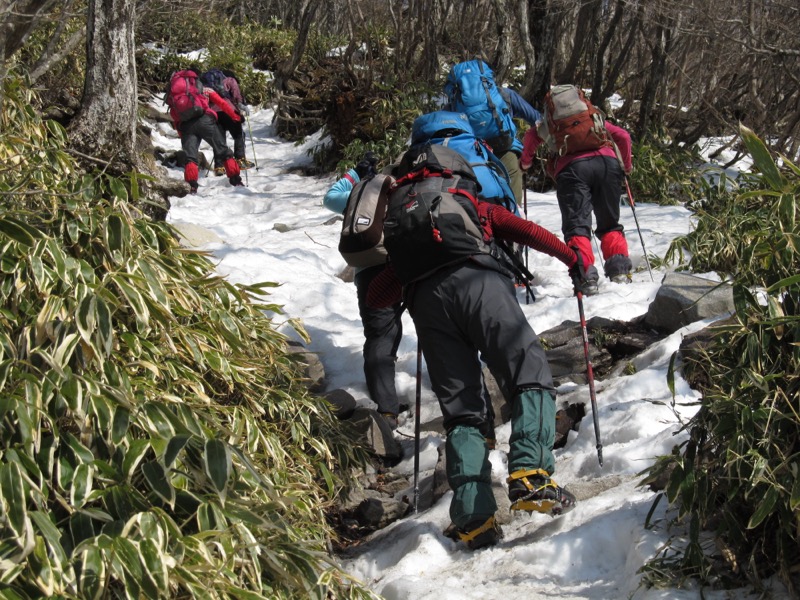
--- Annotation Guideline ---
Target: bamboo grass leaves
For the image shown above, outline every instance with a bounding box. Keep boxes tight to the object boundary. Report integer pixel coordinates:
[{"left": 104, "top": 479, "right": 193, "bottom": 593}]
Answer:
[
  {"left": 0, "top": 75, "right": 375, "bottom": 600},
  {"left": 642, "top": 125, "right": 800, "bottom": 590}
]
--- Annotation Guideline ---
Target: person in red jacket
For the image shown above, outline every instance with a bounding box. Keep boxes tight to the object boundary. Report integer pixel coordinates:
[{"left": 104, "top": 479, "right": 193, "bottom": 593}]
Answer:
[
  {"left": 367, "top": 197, "right": 588, "bottom": 550},
  {"left": 167, "top": 69, "right": 243, "bottom": 193},
  {"left": 519, "top": 116, "right": 634, "bottom": 294}
]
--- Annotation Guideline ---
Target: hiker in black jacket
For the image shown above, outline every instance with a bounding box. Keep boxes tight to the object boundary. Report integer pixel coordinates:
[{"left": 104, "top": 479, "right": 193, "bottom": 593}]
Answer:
[
  {"left": 323, "top": 154, "right": 405, "bottom": 430},
  {"left": 368, "top": 179, "right": 585, "bottom": 550}
]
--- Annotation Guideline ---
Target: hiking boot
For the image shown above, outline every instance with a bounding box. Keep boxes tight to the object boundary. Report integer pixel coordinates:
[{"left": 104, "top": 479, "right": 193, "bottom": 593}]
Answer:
[
  {"left": 379, "top": 412, "right": 398, "bottom": 430},
  {"left": 574, "top": 278, "right": 599, "bottom": 296},
  {"left": 229, "top": 175, "right": 244, "bottom": 187},
  {"left": 571, "top": 264, "right": 600, "bottom": 297},
  {"left": 610, "top": 272, "right": 632, "bottom": 284},
  {"left": 237, "top": 158, "right": 255, "bottom": 170},
  {"left": 604, "top": 254, "right": 633, "bottom": 281},
  {"left": 188, "top": 180, "right": 198, "bottom": 194},
  {"left": 507, "top": 469, "right": 577, "bottom": 516},
  {"left": 457, "top": 515, "right": 503, "bottom": 550},
  {"left": 213, "top": 166, "right": 225, "bottom": 177}
]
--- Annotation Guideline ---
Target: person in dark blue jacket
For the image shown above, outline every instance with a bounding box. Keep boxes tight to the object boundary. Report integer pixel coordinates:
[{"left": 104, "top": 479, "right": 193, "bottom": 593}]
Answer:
[
  {"left": 323, "top": 153, "right": 405, "bottom": 429},
  {"left": 498, "top": 87, "right": 543, "bottom": 204}
]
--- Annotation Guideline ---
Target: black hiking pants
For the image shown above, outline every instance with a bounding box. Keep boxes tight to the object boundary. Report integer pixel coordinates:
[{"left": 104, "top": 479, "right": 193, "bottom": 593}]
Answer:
[
  {"left": 355, "top": 265, "right": 403, "bottom": 416},
  {"left": 556, "top": 155, "right": 624, "bottom": 240},
  {"left": 181, "top": 114, "right": 233, "bottom": 166},
  {"left": 215, "top": 112, "right": 246, "bottom": 166},
  {"left": 408, "top": 260, "right": 555, "bottom": 433}
]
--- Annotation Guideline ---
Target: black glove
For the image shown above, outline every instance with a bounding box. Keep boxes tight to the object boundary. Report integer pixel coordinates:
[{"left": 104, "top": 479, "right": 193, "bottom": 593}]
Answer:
[
  {"left": 568, "top": 250, "right": 587, "bottom": 295},
  {"left": 355, "top": 151, "right": 379, "bottom": 179},
  {"left": 569, "top": 249, "right": 598, "bottom": 296}
]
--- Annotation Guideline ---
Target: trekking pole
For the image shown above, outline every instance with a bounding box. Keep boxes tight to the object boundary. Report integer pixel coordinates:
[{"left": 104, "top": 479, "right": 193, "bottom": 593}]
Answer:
[
  {"left": 500, "top": 240, "right": 535, "bottom": 304},
  {"left": 576, "top": 291, "right": 603, "bottom": 467},
  {"left": 623, "top": 177, "right": 654, "bottom": 282},
  {"left": 522, "top": 280, "right": 536, "bottom": 304},
  {"left": 245, "top": 113, "right": 259, "bottom": 171},
  {"left": 593, "top": 236, "right": 603, "bottom": 267},
  {"left": 523, "top": 179, "right": 530, "bottom": 304},
  {"left": 413, "top": 341, "right": 422, "bottom": 513}
]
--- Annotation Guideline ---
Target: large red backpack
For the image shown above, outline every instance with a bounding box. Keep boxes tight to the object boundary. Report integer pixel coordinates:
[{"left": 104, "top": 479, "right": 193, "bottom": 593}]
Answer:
[
  {"left": 166, "top": 71, "right": 209, "bottom": 122},
  {"left": 537, "top": 85, "right": 612, "bottom": 156}
]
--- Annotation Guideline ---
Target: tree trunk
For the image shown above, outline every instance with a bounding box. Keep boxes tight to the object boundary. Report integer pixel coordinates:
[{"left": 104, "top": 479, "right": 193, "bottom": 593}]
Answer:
[
  {"left": 515, "top": 0, "right": 536, "bottom": 95},
  {"left": 419, "top": 0, "right": 439, "bottom": 81},
  {"left": 598, "top": 2, "right": 639, "bottom": 107},
  {"left": 0, "top": 0, "right": 57, "bottom": 60},
  {"left": 30, "top": 24, "right": 86, "bottom": 84},
  {"left": 558, "top": 0, "right": 600, "bottom": 85},
  {"left": 0, "top": 0, "right": 58, "bottom": 89},
  {"left": 590, "top": 0, "right": 624, "bottom": 106},
  {"left": 526, "top": 0, "right": 558, "bottom": 104},
  {"left": 273, "top": 0, "right": 320, "bottom": 92},
  {"left": 491, "top": 0, "right": 514, "bottom": 82},
  {"left": 69, "top": 0, "right": 173, "bottom": 219},
  {"left": 70, "top": 0, "right": 137, "bottom": 167},
  {"left": 636, "top": 18, "right": 673, "bottom": 139}
]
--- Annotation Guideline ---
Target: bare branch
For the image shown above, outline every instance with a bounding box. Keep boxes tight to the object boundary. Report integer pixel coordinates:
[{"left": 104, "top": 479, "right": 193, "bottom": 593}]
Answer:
[{"left": 29, "top": 23, "right": 86, "bottom": 83}]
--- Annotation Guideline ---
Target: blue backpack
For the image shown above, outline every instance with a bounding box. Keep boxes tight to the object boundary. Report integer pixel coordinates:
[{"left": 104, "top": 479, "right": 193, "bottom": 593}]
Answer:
[
  {"left": 200, "top": 68, "right": 231, "bottom": 100},
  {"left": 444, "top": 60, "right": 517, "bottom": 155},
  {"left": 411, "top": 111, "right": 518, "bottom": 215}
]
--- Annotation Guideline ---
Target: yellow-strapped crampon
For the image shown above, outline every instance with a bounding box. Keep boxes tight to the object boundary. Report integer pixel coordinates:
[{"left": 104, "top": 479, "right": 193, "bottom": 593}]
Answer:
[{"left": 507, "top": 468, "right": 577, "bottom": 515}]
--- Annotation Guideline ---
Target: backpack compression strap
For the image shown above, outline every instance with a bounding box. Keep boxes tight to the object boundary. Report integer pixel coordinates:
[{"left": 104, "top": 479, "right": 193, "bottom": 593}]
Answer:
[
  {"left": 393, "top": 167, "right": 454, "bottom": 187},
  {"left": 393, "top": 169, "right": 480, "bottom": 209},
  {"left": 477, "top": 61, "right": 507, "bottom": 141}
]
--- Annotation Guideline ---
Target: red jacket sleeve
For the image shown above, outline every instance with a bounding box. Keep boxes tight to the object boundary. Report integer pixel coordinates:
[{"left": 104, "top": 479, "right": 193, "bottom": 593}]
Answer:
[
  {"left": 207, "top": 90, "right": 241, "bottom": 122},
  {"left": 480, "top": 203, "right": 577, "bottom": 269},
  {"left": 366, "top": 264, "right": 403, "bottom": 309},
  {"left": 520, "top": 127, "right": 543, "bottom": 168},
  {"left": 605, "top": 122, "right": 632, "bottom": 174}
]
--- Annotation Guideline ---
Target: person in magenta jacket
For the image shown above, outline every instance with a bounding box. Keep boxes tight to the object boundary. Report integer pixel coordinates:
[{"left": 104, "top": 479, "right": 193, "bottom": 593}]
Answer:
[
  {"left": 519, "top": 117, "right": 634, "bottom": 293},
  {"left": 167, "top": 69, "right": 243, "bottom": 192}
]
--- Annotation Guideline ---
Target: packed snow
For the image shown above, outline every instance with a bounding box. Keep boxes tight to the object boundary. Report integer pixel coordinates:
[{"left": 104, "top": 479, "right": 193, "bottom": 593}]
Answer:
[{"left": 151, "top": 100, "right": 790, "bottom": 600}]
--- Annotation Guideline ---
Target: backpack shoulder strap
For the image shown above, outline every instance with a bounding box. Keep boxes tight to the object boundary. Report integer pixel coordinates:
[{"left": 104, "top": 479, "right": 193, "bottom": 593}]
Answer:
[{"left": 477, "top": 61, "right": 508, "bottom": 138}]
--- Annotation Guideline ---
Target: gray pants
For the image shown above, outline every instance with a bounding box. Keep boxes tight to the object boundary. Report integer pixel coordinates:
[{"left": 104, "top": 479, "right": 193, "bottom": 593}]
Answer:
[
  {"left": 408, "top": 260, "right": 554, "bottom": 433},
  {"left": 180, "top": 114, "right": 233, "bottom": 166}
]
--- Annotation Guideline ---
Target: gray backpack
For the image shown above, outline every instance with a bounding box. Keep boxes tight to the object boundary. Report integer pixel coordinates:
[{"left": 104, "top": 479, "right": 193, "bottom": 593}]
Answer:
[
  {"left": 537, "top": 85, "right": 611, "bottom": 156},
  {"left": 338, "top": 174, "right": 394, "bottom": 268}
]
